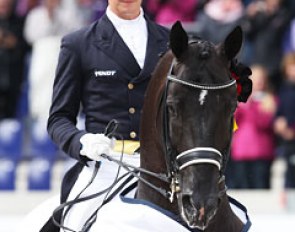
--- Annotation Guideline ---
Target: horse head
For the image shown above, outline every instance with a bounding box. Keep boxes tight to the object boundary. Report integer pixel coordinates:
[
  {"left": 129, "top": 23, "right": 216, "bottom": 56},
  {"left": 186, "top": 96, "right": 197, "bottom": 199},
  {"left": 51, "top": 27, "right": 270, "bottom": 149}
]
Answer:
[
  {"left": 138, "top": 21, "right": 251, "bottom": 231},
  {"left": 165, "top": 22, "right": 243, "bottom": 230}
]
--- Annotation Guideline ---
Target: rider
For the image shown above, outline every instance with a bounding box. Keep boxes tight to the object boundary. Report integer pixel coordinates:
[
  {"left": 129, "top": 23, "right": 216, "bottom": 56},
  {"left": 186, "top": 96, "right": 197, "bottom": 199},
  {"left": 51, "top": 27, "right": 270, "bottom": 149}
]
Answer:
[{"left": 42, "top": 0, "right": 169, "bottom": 231}]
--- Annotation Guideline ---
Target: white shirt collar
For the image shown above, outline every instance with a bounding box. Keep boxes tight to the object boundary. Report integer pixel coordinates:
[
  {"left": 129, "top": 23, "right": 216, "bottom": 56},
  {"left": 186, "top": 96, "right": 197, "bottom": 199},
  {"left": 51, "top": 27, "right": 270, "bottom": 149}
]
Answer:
[
  {"left": 106, "top": 6, "right": 145, "bottom": 27},
  {"left": 105, "top": 7, "right": 147, "bottom": 69}
]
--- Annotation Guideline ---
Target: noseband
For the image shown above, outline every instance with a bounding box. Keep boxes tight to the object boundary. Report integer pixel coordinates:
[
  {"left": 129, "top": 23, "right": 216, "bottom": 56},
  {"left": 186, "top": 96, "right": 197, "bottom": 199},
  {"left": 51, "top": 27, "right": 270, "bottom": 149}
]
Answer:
[
  {"left": 176, "top": 147, "right": 223, "bottom": 171},
  {"left": 163, "top": 61, "right": 236, "bottom": 201}
]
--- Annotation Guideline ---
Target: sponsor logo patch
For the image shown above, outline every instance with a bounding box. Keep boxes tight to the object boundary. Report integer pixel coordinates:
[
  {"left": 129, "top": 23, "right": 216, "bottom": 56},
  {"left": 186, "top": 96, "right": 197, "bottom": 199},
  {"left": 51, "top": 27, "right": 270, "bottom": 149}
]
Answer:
[{"left": 94, "top": 70, "right": 117, "bottom": 77}]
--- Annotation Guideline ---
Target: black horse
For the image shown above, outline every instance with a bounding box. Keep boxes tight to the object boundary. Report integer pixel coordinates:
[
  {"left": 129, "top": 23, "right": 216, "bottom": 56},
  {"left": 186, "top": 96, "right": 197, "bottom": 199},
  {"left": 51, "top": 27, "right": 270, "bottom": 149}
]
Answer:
[{"left": 136, "top": 22, "right": 251, "bottom": 232}]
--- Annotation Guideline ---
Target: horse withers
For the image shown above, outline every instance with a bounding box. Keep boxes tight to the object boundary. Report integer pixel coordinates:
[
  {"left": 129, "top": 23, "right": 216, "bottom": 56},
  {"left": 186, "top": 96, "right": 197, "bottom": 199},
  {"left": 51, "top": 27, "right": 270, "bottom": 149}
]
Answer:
[{"left": 137, "top": 21, "right": 252, "bottom": 232}]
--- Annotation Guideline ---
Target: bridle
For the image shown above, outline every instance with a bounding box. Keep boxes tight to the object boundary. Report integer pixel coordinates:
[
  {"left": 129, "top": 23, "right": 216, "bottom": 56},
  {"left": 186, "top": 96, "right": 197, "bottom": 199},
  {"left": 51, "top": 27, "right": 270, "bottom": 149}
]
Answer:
[{"left": 162, "top": 59, "right": 236, "bottom": 201}]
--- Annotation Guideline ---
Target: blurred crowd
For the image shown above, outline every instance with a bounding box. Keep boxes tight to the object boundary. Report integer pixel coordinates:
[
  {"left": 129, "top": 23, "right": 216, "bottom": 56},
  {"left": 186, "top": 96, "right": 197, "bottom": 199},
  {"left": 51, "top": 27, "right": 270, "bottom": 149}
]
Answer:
[{"left": 0, "top": 0, "right": 295, "bottom": 201}]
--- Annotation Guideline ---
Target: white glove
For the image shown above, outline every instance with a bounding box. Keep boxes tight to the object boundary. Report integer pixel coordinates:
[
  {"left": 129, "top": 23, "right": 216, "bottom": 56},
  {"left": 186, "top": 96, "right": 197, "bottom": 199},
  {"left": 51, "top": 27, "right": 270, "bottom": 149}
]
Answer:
[{"left": 80, "top": 133, "right": 114, "bottom": 161}]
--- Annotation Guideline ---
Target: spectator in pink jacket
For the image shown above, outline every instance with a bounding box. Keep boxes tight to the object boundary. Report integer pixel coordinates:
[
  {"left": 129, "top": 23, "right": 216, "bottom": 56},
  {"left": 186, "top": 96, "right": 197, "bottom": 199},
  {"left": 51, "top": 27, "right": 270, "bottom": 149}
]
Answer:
[
  {"left": 231, "top": 65, "right": 277, "bottom": 189},
  {"left": 145, "top": 0, "right": 198, "bottom": 25}
]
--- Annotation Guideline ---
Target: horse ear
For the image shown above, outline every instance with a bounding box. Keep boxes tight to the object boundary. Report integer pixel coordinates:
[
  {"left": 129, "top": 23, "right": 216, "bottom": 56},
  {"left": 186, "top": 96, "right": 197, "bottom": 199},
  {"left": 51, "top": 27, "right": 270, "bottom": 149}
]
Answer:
[
  {"left": 219, "top": 26, "right": 243, "bottom": 60},
  {"left": 170, "top": 21, "right": 188, "bottom": 59}
]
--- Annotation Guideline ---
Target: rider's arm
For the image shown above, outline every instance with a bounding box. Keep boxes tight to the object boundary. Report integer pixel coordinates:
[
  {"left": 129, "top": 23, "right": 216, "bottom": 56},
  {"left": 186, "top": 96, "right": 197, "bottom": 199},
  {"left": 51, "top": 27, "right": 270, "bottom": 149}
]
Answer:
[{"left": 47, "top": 33, "right": 88, "bottom": 164}]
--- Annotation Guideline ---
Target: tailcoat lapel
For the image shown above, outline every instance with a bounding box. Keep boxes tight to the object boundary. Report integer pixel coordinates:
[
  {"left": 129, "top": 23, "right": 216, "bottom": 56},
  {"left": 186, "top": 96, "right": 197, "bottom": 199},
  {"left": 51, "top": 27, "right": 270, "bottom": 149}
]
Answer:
[
  {"left": 137, "top": 16, "right": 169, "bottom": 82},
  {"left": 93, "top": 15, "right": 141, "bottom": 78},
  {"left": 92, "top": 15, "right": 168, "bottom": 82}
]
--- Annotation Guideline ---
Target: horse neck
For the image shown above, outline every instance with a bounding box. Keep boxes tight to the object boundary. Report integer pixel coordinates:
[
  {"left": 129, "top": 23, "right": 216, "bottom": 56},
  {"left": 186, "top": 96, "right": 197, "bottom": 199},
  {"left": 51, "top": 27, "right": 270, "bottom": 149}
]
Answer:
[
  {"left": 139, "top": 51, "right": 174, "bottom": 174},
  {"left": 137, "top": 51, "right": 178, "bottom": 212},
  {"left": 204, "top": 194, "right": 244, "bottom": 232}
]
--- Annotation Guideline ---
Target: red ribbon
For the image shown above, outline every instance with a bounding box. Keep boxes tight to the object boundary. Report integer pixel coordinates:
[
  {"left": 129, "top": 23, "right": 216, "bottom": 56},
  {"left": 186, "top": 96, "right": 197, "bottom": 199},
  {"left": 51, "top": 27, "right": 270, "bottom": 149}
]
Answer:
[{"left": 231, "top": 71, "right": 242, "bottom": 95}]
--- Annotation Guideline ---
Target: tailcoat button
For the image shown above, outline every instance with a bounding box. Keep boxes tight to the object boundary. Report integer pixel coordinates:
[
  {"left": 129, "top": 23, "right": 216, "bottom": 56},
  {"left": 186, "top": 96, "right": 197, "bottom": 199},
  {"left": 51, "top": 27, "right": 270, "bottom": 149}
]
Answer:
[
  {"left": 129, "top": 107, "right": 136, "bottom": 114},
  {"left": 128, "top": 83, "right": 134, "bottom": 90},
  {"left": 130, "top": 131, "right": 137, "bottom": 139}
]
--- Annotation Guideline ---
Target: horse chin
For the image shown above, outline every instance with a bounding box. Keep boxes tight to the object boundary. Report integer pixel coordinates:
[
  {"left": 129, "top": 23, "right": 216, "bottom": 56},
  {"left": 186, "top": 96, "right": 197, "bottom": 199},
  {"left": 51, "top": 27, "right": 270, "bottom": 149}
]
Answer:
[{"left": 178, "top": 194, "right": 217, "bottom": 231}]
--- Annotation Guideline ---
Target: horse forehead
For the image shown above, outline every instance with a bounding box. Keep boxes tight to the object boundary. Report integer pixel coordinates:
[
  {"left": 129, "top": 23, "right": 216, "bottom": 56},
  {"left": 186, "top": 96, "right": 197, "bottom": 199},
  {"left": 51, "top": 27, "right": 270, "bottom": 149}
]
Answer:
[
  {"left": 190, "top": 39, "right": 214, "bottom": 48},
  {"left": 190, "top": 40, "right": 216, "bottom": 55},
  {"left": 184, "top": 45, "right": 223, "bottom": 70},
  {"left": 185, "top": 55, "right": 229, "bottom": 84}
]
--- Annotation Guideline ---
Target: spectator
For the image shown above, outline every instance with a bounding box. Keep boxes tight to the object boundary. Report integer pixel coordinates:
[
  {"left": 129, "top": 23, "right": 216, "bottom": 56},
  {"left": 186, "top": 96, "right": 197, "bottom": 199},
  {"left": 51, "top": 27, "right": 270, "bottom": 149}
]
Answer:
[
  {"left": 0, "top": 0, "right": 28, "bottom": 119},
  {"left": 24, "top": 0, "right": 82, "bottom": 45},
  {"left": 23, "top": 0, "right": 85, "bottom": 184},
  {"left": 283, "top": 18, "right": 295, "bottom": 54},
  {"left": 242, "top": 0, "right": 253, "bottom": 6},
  {"left": 231, "top": 65, "right": 277, "bottom": 189},
  {"left": 243, "top": 0, "right": 293, "bottom": 90},
  {"left": 62, "top": 0, "right": 107, "bottom": 25},
  {"left": 24, "top": 0, "right": 84, "bottom": 127},
  {"left": 16, "top": 0, "right": 40, "bottom": 17},
  {"left": 145, "top": 0, "right": 198, "bottom": 25},
  {"left": 193, "top": 0, "right": 245, "bottom": 44},
  {"left": 274, "top": 52, "right": 295, "bottom": 189},
  {"left": 283, "top": 0, "right": 295, "bottom": 17}
]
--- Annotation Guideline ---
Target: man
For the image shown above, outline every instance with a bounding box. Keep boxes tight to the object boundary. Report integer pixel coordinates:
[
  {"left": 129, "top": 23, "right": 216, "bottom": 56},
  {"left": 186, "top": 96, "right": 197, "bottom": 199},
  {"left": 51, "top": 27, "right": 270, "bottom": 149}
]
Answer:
[
  {"left": 0, "top": 0, "right": 27, "bottom": 119},
  {"left": 42, "top": 0, "right": 169, "bottom": 231}
]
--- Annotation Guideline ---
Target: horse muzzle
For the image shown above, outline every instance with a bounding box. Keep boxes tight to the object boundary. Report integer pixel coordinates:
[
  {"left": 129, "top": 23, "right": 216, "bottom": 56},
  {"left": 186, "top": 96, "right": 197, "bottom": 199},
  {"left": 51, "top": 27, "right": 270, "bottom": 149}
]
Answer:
[
  {"left": 178, "top": 192, "right": 218, "bottom": 230},
  {"left": 175, "top": 147, "right": 222, "bottom": 230}
]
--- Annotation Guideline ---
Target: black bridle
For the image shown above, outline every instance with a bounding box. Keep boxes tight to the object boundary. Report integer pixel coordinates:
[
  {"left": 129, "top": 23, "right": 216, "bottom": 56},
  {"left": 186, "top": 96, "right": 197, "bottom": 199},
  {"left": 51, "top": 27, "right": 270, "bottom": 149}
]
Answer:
[{"left": 162, "top": 59, "right": 236, "bottom": 201}]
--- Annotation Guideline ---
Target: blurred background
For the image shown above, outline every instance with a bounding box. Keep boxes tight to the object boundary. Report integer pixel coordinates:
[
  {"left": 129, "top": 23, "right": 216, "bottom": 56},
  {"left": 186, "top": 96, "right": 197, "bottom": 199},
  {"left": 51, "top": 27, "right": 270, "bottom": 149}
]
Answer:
[{"left": 0, "top": 0, "right": 295, "bottom": 231}]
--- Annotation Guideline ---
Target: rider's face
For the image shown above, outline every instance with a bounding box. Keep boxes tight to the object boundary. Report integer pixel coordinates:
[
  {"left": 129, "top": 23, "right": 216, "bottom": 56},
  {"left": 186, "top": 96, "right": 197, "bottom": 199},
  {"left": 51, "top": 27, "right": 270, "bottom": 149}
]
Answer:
[{"left": 108, "top": 0, "right": 142, "bottom": 20}]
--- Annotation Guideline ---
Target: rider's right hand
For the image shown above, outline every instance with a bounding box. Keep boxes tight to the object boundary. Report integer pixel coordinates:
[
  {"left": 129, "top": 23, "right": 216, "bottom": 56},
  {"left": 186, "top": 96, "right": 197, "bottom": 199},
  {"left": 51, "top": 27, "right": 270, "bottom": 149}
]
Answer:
[{"left": 80, "top": 133, "right": 114, "bottom": 161}]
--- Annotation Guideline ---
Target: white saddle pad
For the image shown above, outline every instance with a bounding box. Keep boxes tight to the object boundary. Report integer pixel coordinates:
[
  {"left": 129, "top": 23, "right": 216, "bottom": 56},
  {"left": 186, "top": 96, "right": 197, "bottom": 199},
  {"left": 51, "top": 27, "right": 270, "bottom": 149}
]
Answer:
[
  {"left": 93, "top": 197, "right": 189, "bottom": 232},
  {"left": 91, "top": 190, "right": 251, "bottom": 232}
]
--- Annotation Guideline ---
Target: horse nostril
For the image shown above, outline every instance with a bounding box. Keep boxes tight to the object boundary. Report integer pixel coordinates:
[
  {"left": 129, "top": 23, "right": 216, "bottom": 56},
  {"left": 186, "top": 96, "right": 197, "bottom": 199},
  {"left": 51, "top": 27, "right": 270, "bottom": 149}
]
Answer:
[
  {"left": 182, "top": 194, "right": 205, "bottom": 213},
  {"left": 180, "top": 194, "right": 219, "bottom": 229},
  {"left": 182, "top": 194, "right": 195, "bottom": 214}
]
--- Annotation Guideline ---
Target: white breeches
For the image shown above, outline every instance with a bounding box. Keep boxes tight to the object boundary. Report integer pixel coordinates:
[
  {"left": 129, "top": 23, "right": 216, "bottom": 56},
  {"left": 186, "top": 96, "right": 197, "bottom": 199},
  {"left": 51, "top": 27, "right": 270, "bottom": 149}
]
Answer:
[{"left": 61, "top": 152, "right": 140, "bottom": 232}]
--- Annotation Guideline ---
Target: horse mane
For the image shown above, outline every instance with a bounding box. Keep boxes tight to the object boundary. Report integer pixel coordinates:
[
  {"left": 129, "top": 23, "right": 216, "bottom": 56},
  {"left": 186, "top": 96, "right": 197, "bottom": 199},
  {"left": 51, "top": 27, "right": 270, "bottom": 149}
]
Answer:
[
  {"left": 145, "top": 51, "right": 174, "bottom": 99},
  {"left": 139, "top": 50, "right": 174, "bottom": 171}
]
